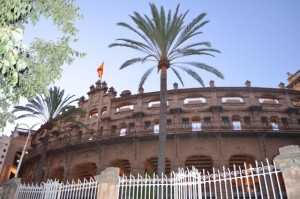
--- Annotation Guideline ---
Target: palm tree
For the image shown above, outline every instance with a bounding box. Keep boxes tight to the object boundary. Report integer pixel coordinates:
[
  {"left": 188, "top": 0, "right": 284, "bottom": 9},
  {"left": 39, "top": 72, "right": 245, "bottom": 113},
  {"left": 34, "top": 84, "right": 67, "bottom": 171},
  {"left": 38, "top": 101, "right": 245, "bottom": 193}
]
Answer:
[
  {"left": 109, "top": 3, "right": 224, "bottom": 177},
  {"left": 13, "top": 86, "right": 85, "bottom": 183}
]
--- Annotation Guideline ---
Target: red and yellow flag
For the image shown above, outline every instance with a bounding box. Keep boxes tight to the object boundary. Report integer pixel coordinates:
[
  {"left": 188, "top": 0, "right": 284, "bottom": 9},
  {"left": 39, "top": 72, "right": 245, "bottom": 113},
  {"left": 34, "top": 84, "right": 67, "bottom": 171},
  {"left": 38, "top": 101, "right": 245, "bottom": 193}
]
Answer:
[{"left": 97, "top": 62, "right": 104, "bottom": 79}]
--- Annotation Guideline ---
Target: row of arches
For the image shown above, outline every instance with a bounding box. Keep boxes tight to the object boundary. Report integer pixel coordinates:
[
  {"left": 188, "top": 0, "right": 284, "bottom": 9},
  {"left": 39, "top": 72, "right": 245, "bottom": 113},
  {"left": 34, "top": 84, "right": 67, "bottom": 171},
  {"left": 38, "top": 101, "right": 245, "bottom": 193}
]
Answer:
[{"left": 49, "top": 154, "right": 256, "bottom": 182}]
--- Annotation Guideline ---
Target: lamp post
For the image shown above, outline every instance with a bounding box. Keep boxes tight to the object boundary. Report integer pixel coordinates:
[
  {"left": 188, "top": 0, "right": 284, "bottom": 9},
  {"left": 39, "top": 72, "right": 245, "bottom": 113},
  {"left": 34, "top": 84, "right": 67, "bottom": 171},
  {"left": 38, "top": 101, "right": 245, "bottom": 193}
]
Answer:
[{"left": 11, "top": 123, "right": 41, "bottom": 179}]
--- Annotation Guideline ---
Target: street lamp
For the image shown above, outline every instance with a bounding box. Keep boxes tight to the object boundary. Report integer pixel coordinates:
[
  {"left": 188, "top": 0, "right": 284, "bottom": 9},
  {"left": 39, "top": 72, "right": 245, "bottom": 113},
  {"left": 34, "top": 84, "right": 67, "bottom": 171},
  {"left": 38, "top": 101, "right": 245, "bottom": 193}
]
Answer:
[{"left": 11, "top": 123, "right": 41, "bottom": 178}]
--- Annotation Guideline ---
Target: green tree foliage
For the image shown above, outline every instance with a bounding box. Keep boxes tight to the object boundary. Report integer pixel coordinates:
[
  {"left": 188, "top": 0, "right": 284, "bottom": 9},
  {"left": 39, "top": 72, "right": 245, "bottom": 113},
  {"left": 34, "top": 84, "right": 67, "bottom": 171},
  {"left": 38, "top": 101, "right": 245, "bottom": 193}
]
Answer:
[
  {"left": 109, "top": 3, "right": 224, "bottom": 176},
  {"left": 0, "top": 0, "right": 85, "bottom": 130}
]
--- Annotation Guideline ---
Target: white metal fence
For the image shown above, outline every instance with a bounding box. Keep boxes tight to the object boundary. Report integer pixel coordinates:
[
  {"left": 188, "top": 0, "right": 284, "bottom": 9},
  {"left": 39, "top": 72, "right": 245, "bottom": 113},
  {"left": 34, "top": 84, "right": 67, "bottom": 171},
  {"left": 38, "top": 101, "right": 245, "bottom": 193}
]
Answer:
[
  {"left": 119, "top": 159, "right": 287, "bottom": 199},
  {"left": 15, "top": 178, "right": 98, "bottom": 199}
]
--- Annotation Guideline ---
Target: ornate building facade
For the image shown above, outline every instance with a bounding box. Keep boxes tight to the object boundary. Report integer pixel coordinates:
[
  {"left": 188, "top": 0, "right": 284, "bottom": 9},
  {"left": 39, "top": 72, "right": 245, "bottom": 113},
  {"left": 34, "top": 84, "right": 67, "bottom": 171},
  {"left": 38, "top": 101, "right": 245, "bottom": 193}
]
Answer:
[{"left": 21, "top": 72, "right": 300, "bottom": 183}]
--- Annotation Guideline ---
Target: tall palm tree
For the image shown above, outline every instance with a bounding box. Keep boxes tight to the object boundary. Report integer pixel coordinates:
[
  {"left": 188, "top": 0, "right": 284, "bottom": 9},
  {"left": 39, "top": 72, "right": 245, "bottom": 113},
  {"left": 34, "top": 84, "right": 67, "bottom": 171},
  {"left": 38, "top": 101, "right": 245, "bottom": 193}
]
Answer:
[
  {"left": 13, "top": 86, "right": 85, "bottom": 183},
  {"left": 109, "top": 3, "right": 224, "bottom": 177}
]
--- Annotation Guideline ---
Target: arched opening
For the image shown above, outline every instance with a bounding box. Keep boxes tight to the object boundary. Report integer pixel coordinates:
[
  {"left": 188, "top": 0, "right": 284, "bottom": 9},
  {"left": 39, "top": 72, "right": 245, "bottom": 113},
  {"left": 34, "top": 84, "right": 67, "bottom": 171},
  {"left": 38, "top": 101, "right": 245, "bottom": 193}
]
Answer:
[
  {"left": 192, "top": 116, "right": 201, "bottom": 131},
  {"left": 89, "top": 109, "right": 98, "bottom": 118},
  {"left": 229, "top": 154, "right": 255, "bottom": 168},
  {"left": 145, "top": 157, "right": 171, "bottom": 176},
  {"left": 184, "top": 97, "right": 206, "bottom": 104},
  {"left": 51, "top": 167, "right": 64, "bottom": 182},
  {"left": 101, "top": 107, "right": 108, "bottom": 115},
  {"left": 261, "top": 116, "right": 269, "bottom": 127},
  {"left": 291, "top": 98, "right": 300, "bottom": 106},
  {"left": 88, "top": 129, "right": 95, "bottom": 140},
  {"left": 222, "top": 96, "right": 244, "bottom": 103},
  {"left": 72, "top": 162, "right": 97, "bottom": 181},
  {"left": 185, "top": 155, "right": 213, "bottom": 173},
  {"left": 270, "top": 116, "right": 279, "bottom": 131},
  {"left": 232, "top": 115, "right": 241, "bottom": 130},
  {"left": 229, "top": 154, "right": 257, "bottom": 192},
  {"left": 109, "top": 159, "right": 131, "bottom": 176},
  {"left": 259, "top": 95, "right": 279, "bottom": 104},
  {"left": 116, "top": 104, "right": 134, "bottom": 112},
  {"left": 128, "top": 123, "right": 135, "bottom": 133},
  {"left": 119, "top": 123, "right": 127, "bottom": 136},
  {"left": 153, "top": 119, "right": 159, "bottom": 134}
]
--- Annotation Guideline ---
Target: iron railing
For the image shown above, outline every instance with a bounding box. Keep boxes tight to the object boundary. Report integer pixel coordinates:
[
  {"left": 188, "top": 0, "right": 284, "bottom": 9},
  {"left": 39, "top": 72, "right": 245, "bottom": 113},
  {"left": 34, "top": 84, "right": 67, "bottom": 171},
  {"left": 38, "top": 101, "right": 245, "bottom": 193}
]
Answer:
[
  {"left": 15, "top": 178, "right": 98, "bottom": 199},
  {"left": 119, "top": 159, "right": 286, "bottom": 199}
]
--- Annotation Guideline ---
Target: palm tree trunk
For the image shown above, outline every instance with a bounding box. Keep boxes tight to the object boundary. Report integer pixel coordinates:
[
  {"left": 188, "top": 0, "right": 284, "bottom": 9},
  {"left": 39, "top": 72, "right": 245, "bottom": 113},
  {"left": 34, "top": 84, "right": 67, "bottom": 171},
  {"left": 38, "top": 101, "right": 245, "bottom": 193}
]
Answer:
[
  {"left": 158, "top": 66, "right": 167, "bottom": 177},
  {"left": 34, "top": 134, "right": 49, "bottom": 184}
]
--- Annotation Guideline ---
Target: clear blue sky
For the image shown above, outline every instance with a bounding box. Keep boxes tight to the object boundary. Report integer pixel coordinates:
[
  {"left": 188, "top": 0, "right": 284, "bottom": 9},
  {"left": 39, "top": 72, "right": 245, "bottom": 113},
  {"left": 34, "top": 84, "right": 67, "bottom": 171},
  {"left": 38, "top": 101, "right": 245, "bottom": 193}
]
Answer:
[{"left": 3, "top": 0, "right": 300, "bottom": 134}]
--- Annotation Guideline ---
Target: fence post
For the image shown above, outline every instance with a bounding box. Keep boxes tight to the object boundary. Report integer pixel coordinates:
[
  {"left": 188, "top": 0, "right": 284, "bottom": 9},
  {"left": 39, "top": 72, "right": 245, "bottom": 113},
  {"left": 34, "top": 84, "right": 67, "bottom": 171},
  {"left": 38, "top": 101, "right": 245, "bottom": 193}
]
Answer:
[
  {"left": 274, "top": 145, "right": 300, "bottom": 199},
  {"left": 1, "top": 178, "right": 20, "bottom": 199},
  {"left": 94, "top": 167, "right": 120, "bottom": 199}
]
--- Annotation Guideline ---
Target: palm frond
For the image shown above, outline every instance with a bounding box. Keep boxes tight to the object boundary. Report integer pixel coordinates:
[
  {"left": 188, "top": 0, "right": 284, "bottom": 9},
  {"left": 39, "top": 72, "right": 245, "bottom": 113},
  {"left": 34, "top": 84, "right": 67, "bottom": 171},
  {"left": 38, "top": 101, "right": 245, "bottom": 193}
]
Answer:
[
  {"left": 120, "top": 58, "right": 143, "bottom": 69},
  {"left": 115, "top": 38, "right": 152, "bottom": 53},
  {"left": 138, "top": 66, "right": 155, "bottom": 90},
  {"left": 165, "top": 5, "right": 187, "bottom": 56},
  {"left": 175, "top": 65, "right": 205, "bottom": 87},
  {"left": 185, "top": 62, "right": 224, "bottom": 79},
  {"left": 170, "top": 67, "right": 184, "bottom": 87},
  {"left": 109, "top": 43, "right": 145, "bottom": 52},
  {"left": 114, "top": 22, "right": 155, "bottom": 53},
  {"left": 173, "top": 13, "right": 208, "bottom": 49},
  {"left": 13, "top": 86, "right": 79, "bottom": 125}
]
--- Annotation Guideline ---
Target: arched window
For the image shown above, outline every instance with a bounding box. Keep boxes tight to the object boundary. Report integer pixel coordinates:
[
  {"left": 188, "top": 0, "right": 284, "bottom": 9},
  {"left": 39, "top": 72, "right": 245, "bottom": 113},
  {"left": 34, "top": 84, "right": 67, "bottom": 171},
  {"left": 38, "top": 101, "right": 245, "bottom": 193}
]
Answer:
[
  {"left": 89, "top": 129, "right": 95, "bottom": 140},
  {"left": 259, "top": 95, "right": 279, "bottom": 104},
  {"left": 72, "top": 163, "right": 97, "bottom": 181},
  {"left": 182, "top": 118, "right": 189, "bottom": 128},
  {"left": 116, "top": 104, "right": 134, "bottom": 112},
  {"left": 109, "top": 159, "right": 131, "bottom": 176},
  {"left": 154, "top": 119, "right": 159, "bottom": 134},
  {"left": 229, "top": 155, "right": 257, "bottom": 191},
  {"left": 232, "top": 115, "right": 241, "bottom": 130},
  {"left": 270, "top": 116, "right": 279, "bottom": 131},
  {"left": 148, "top": 100, "right": 169, "bottom": 107},
  {"left": 144, "top": 121, "right": 151, "bottom": 131},
  {"left": 101, "top": 107, "right": 108, "bottom": 115},
  {"left": 145, "top": 157, "right": 171, "bottom": 176},
  {"left": 184, "top": 97, "right": 206, "bottom": 104},
  {"left": 111, "top": 125, "right": 117, "bottom": 135},
  {"left": 291, "top": 98, "right": 300, "bottom": 106},
  {"left": 222, "top": 116, "right": 229, "bottom": 127},
  {"left": 222, "top": 96, "right": 244, "bottom": 103},
  {"left": 261, "top": 116, "right": 269, "bottom": 127},
  {"left": 119, "top": 123, "right": 126, "bottom": 136},
  {"left": 51, "top": 167, "right": 64, "bottom": 182},
  {"left": 229, "top": 154, "right": 256, "bottom": 169},
  {"left": 185, "top": 155, "right": 213, "bottom": 172},
  {"left": 128, "top": 123, "right": 135, "bottom": 132},
  {"left": 192, "top": 116, "right": 201, "bottom": 131},
  {"left": 89, "top": 109, "right": 98, "bottom": 118}
]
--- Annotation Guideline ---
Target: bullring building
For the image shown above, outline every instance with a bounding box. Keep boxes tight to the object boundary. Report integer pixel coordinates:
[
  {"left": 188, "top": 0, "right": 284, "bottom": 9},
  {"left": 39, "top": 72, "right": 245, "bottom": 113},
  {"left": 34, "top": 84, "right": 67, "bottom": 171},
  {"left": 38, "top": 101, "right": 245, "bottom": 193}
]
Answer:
[{"left": 19, "top": 70, "right": 300, "bottom": 182}]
